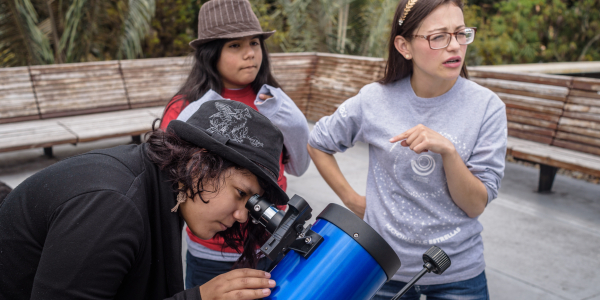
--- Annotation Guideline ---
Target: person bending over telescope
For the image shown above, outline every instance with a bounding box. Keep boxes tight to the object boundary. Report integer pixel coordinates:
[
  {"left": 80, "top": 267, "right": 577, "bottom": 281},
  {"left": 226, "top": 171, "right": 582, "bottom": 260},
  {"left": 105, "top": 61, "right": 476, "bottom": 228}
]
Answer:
[{"left": 0, "top": 100, "right": 285, "bottom": 300}]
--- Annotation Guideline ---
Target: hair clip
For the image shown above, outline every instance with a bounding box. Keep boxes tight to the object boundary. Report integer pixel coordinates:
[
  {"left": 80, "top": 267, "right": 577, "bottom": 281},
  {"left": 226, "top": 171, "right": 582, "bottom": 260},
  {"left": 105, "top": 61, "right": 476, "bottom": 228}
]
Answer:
[{"left": 398, "top": 0, "right": 418, "bottom": 27}]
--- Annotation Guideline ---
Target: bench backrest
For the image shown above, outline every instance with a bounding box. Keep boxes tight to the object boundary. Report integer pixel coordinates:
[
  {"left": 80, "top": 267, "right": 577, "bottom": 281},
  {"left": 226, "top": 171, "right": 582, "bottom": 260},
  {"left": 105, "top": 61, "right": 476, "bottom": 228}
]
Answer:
[
  {"left": 305, "top": 53, "right": 385, "bottom": 122},
  {"left": 0, "top": 66, "right": 39, "bottom": 123},
  {"left": 29, "top": 61, "right": 129, "bottom": 119},
  {"left": 557, "top": 77, "right": 600, "bottom": 156},
  {"left": 270, "top": 53, "right": 318, "bottom": 116},
  {"left": 120, "top": 57, "right": 191, "bottom": 109},
  {"left": 470, "top": 70, "right": 571, "bottom": 145}
]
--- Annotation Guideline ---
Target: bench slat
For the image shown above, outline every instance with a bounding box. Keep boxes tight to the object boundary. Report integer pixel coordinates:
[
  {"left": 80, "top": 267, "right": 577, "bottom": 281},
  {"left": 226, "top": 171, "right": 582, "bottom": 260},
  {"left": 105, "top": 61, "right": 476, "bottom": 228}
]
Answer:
[
  {"left": 57, "top": 108, "right": 162, "bottom": 142},
  {"left": 0, "top": 120, "right": 77, "bottom": 152},
  {"left": 508, "top": 129, "right": 553, "bottom": 144},
  {"left": 469, "top": 70, "right": 573, "bottom": 87},
  {"left": 508, "top": 122, "right": 555, "bottom": 137},
  {"left": 506, "top": 107, "right": 560, "bottom": 122},
  {"left": 555, "top": 131, "right": 600, "bottom": 147},
  {"left": 559, "top": 117, "right": 600, "bottom": 130},
  {"left": 564, "top": 104, "right": 600, "bottom": 114},
  {"left": 568, "top": 96, "right": 600, "bottom": 106},
  {"left": 562, "top": 111, "right": 600, "bottom": 123},
  {"left": 572, "top": 77, "right": 600, "bottom": 92},
  {"left": 557, "top": 125, "right": 600, "bottom": 139},
  {"left": 507, "top": 137, "right": 600, "bottom": 177},
  {"left": 570, "top": 89, "right": 600, "bottom": 100},
  {"left": 552, "top": 139, "right": 600, "bottom": 157}
]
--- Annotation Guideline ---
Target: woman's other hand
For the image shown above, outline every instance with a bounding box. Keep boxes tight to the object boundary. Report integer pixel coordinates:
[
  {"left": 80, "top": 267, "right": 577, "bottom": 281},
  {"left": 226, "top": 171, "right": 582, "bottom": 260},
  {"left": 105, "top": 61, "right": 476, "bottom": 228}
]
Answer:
[
  {"left": 199, "top": 269, "right": 275, "bottom": 300},
  {"left": 390, "top": 124, "right": 455, "bottom": 157}
]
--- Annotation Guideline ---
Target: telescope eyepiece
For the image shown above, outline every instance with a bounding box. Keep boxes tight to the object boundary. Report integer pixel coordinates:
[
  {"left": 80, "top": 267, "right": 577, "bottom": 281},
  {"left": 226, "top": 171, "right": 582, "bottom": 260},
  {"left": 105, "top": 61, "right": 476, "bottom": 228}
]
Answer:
[{"left": 246, "top": 194, "right": 284, "bottom": 233}]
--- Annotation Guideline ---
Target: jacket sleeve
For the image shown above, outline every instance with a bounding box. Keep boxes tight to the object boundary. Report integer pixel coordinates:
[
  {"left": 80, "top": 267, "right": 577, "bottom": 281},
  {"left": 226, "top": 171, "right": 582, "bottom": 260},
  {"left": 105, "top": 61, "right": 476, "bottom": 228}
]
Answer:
[
  {"left": 30, "top": 191, "right": 145, "bottom": 299},
  {"left": 255, "top": 85, "right": 311, "bottom": 176}
]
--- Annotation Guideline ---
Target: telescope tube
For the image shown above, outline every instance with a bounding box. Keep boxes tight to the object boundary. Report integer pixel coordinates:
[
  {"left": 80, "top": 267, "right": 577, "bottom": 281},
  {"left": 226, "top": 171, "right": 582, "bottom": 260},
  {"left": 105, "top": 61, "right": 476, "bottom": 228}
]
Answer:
[{"left": 266, "top": 204, "right": 401, "bottom": 300}]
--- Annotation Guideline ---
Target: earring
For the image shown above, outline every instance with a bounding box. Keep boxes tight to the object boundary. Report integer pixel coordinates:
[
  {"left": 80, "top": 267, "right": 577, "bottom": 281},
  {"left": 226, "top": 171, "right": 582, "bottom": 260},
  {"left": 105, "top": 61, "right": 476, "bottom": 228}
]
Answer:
[{"left": 171, "top": 191, "right": 187, "bottom": 212}]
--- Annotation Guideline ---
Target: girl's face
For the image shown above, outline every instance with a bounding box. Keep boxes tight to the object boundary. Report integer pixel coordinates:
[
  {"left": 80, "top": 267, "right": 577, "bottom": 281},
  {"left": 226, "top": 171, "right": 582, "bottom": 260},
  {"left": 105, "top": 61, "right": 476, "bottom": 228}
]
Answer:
[
  {"left": 396, "top": 3, "right": 467, "bottom": 84},
  {"left": 179, "top": 167, "right": 263, "bottom": 240},
  {"left": 217, "top": 36, "right": 263, "bottom": 89}
]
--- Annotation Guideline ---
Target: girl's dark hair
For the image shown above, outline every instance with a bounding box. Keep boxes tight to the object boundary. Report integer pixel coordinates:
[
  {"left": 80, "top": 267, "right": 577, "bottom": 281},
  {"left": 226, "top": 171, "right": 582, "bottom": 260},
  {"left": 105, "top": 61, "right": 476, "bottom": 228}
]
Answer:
[
  {"left": 173, "top": 36, "right": 280, "bottom": 106},
  {"left": 379, "top": 0, "right": 469, "bottom": 85},
  {"left": 164, "top": 36, "right": 290, "bottom": 164},
  {"left": 146, "top": 128, "right": 277, "bottom": 267}
]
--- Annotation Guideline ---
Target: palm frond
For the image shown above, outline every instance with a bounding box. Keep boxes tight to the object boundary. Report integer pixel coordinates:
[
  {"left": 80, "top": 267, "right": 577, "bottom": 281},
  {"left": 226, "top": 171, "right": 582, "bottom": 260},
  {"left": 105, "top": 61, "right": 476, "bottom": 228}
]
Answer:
[
  {"left": 117, "top": 0, "right": 155, "bottom": 59},
  {"left": 0, "top": 0, "right": 53, "bottom": 66},
  {"left": 59, "top": 0, "right": 94, "bottom": 62}
]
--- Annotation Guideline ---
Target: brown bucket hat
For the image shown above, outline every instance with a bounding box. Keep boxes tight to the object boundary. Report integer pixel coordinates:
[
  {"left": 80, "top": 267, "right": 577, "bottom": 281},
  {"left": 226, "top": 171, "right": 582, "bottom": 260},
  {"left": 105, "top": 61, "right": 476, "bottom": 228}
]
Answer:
[{"left": 190, "top": 0, "right": 275, "bottom": 48}]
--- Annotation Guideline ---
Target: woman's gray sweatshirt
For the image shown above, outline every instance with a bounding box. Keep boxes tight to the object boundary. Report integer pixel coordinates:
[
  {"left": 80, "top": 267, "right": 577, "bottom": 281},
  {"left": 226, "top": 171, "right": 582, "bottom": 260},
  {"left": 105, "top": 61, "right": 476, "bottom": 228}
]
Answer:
[{"left": 308, "top": 76, "right": 507, "bottom": 284}]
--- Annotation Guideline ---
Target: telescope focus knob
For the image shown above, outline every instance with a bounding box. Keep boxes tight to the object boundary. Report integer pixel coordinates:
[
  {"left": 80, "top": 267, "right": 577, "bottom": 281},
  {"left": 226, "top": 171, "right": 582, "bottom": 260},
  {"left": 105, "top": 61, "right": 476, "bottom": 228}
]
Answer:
[{"left": 423, "top": 246, "right": 451, "bottom": 275}]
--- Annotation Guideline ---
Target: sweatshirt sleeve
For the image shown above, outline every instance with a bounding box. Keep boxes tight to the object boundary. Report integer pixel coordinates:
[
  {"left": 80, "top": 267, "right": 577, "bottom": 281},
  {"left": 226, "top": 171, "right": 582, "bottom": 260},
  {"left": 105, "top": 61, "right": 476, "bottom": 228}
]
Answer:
[
  {"left": 255, "top": 86, "right": 311, "bottom": 177},
  {"left": 30, "top": 191, "right": 145, "bottom": 299},
  {"left": 308, "top": 91, "right": 364, "bottom": 154},
  {"left": 161, "top": 95, "right": 189, "bottom": 130},
  {"left": 466, "top": 95, "right": 507, "bottom": 204}
]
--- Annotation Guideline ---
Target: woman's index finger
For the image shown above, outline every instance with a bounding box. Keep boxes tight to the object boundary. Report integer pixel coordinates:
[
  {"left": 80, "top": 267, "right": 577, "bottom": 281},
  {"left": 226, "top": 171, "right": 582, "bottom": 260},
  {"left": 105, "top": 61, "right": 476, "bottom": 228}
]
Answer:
[{"left": 389, "top": 127, "right": 415, "bottom": 142}]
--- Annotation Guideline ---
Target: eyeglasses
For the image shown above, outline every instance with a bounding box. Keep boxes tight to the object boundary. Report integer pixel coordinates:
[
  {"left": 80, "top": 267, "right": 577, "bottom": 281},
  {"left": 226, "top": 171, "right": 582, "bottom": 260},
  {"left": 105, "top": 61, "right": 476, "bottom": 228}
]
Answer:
[{"left": 412, "top": 27, "right": 477, "bottom": 50}]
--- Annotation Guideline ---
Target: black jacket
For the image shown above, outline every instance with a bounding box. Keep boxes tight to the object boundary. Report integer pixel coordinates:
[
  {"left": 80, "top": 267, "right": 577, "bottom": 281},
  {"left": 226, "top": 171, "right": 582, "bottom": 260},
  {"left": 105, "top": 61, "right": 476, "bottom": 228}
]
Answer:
[{"left": 0, "top": 144, "right": 201, "bottom": 300}]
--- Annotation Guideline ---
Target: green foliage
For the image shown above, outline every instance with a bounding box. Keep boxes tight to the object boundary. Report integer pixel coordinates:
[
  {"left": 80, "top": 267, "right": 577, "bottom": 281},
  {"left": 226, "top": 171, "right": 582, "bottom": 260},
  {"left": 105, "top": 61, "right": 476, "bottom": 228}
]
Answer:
[
  {"left": 142, "top": 0, "right": 201, "bottom": 58},
  {"left": 464, "top": 0, "right": 600, "bottom": 65},
  {"left": 2, "top": 0, "right": 599, "bottom": 66},
  {"left": 0, "top": 0, "right": 54, "bottom": 66},
  {"left": 0, "top": 0, "right": 155, "bottom": 67}
]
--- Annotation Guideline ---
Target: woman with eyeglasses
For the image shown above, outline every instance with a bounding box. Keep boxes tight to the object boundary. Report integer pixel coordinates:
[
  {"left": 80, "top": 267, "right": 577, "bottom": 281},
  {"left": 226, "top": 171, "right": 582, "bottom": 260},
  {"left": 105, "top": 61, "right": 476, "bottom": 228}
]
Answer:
[{"left": 308, "top": 0, "right": 506, "bottom": 299}]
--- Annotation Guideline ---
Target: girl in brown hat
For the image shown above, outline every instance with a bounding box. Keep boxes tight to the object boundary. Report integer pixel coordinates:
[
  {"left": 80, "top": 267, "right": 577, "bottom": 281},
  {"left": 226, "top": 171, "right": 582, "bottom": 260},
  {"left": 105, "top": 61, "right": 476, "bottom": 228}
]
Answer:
[{"left": 159, "top": 0, "right": 310, "bottom": 290}]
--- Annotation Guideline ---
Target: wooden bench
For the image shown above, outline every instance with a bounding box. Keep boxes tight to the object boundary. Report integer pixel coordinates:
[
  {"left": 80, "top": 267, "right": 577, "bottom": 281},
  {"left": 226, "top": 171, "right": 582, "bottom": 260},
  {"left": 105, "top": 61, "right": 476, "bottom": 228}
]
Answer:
[
  {"left": 0, "top": 60, "right": 169, "bottom": 156},
  {"left": 470, "top": 69, "right": 600, "bottom": 192},
  {"left": 0, "top": 53, "right": 319, "bottom": 157}
]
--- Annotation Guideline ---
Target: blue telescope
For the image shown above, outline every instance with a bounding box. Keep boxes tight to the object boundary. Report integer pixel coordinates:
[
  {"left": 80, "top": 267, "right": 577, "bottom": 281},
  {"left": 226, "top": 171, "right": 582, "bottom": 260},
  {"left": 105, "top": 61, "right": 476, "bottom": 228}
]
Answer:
[{"left": 246, "top": 195, "right": 451, "bottom": 300}]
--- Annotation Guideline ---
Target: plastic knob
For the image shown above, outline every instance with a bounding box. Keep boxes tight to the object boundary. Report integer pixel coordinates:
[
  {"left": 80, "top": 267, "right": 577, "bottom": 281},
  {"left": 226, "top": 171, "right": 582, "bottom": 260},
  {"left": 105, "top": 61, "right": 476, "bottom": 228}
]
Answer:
[{"left": 423, "top": 246, "right": 451, "bottom": 275}]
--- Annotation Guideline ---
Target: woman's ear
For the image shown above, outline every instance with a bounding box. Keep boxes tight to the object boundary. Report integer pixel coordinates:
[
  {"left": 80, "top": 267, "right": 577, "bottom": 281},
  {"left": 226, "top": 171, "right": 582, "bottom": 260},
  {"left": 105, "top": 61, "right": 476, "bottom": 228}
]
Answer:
[{"left": 394, "top": 35, "right": 412, "bottom": 60}]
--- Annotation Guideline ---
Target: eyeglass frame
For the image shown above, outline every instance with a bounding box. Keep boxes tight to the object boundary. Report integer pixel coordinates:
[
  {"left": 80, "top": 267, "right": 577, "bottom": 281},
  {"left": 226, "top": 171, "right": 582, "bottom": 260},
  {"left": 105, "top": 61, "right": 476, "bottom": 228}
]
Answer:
[{"left": 411, "top": 27, "right": 477, "bottom": 50}]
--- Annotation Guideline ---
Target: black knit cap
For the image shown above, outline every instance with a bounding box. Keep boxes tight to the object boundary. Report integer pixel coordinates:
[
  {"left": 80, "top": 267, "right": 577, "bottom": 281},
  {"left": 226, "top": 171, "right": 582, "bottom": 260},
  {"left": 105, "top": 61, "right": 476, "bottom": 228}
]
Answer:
[{"left": 168, "top": 100, "right": 288, "bottom": 205}]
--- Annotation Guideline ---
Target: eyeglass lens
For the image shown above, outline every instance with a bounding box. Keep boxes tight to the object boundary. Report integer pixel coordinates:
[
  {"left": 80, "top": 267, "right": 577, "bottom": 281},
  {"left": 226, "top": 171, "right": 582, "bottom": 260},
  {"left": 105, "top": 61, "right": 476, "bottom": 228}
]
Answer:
[{"left": 430, "top": 28, "right": 475, "bottom": 49}]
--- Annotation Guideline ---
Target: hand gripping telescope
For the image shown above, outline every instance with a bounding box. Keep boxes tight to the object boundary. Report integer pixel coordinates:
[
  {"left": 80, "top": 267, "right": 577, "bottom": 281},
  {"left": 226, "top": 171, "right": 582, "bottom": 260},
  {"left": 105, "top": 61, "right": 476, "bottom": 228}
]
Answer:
[{"left": 246, "top": 194, "right": 451, "bottom": 300}]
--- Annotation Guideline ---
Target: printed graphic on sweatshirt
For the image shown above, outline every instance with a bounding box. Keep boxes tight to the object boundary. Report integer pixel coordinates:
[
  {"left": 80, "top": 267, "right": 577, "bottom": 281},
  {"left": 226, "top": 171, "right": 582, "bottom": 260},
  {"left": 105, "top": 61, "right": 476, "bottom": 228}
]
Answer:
[
  {"left": 208, "top": 102, "right": 264, "bottom": 147},
  {"left": 373, "top": 131, "right": 471, "bottom": 245}
]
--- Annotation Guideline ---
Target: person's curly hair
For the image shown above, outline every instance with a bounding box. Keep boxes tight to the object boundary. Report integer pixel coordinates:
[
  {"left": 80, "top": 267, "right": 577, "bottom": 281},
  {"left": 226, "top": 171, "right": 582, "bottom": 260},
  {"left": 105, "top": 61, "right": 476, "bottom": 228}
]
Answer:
[{"left": 145, "top": 128, "right": 278, "bottom": 268}]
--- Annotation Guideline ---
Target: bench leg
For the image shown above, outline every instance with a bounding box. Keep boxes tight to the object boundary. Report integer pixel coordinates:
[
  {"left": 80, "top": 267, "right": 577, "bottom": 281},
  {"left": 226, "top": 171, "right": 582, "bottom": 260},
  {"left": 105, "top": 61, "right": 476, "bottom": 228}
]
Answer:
[
  {"left": 132, "top": 135, "right": 141, "bottom": 144},
  {"left": 43, "top": 147, "right": 53, "bottom": 157},
  {"left": 538, "top": 164, "right": 558, "bottom": 193}
]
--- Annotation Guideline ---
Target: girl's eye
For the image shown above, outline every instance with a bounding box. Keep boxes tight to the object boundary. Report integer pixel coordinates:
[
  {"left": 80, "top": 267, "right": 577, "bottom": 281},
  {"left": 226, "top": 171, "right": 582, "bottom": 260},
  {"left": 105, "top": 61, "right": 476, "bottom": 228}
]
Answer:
[
  {"left": 237, "top": 189, "right": 247, "bottom": 198},
  {"left": 229, "top": 43, "right": 240, "bottom": 48},
  {"left": 251, "top": 41, "right": 260, "bottom": 46}
]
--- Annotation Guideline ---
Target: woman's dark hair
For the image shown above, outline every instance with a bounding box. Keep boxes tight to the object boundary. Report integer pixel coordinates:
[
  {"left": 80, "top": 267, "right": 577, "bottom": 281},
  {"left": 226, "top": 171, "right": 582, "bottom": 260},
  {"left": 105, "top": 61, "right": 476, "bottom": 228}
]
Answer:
[
  {"left": 146, "top": 129, "right": 278, "bottom": 267},
  {"left": 379, "top": 0, "right": 469, "bottom": 85}
]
